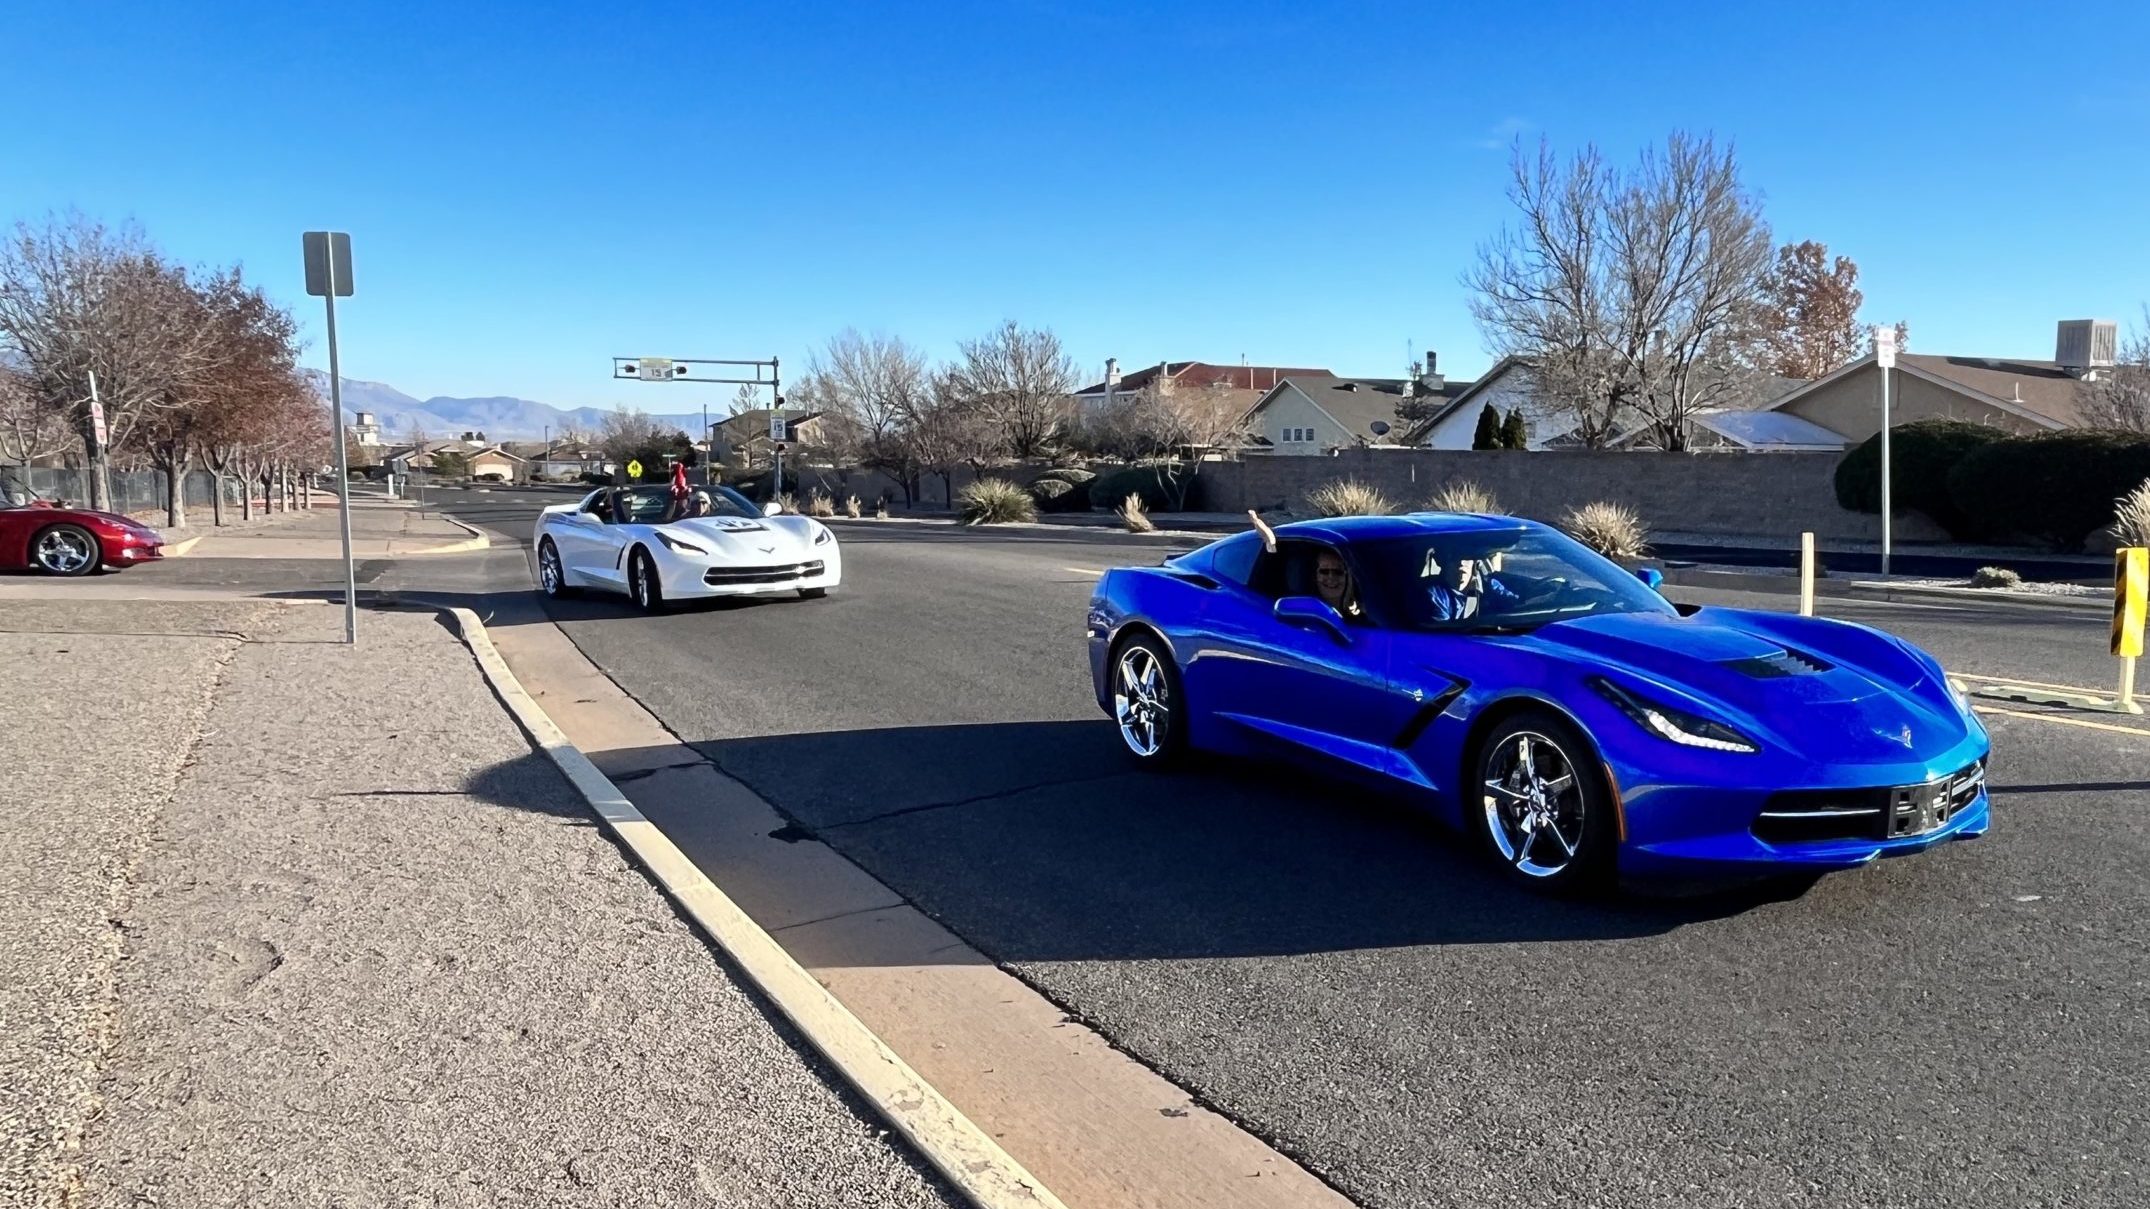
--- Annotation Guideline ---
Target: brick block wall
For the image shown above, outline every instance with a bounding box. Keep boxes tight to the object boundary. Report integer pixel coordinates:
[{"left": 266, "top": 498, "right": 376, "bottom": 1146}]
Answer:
[{"left": 1195, "top": 450, "right": 1944, "bottom": 543}]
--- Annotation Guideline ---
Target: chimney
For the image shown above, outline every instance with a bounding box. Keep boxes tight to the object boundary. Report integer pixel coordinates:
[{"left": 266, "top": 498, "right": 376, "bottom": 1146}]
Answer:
[
  {"left": 1103, "top": 357, "right": 1121, "bottom": 408},
  {"left": 2055, "top": 319, "right": 2118, "bottom": 376}
]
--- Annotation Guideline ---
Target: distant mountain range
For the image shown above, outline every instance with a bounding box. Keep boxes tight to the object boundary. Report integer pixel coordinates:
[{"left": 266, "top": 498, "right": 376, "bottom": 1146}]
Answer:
[{"left": 304, "top": 371, "right": 707, "bottom": 442}]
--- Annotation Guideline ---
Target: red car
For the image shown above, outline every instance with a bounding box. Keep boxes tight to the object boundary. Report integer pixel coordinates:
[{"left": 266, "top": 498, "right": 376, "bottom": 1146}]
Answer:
[{"left": 0, "top": 495, "right": 165, "bottom": 575}]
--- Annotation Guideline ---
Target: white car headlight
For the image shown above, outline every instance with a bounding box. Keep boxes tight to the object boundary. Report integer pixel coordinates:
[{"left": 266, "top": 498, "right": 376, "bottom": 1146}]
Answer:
[
  {"left": 658, "top": 532, "right": 707, "bottom": 556},
  {"left": 813, "top": 525, "right": 833, "bottom": 546}
]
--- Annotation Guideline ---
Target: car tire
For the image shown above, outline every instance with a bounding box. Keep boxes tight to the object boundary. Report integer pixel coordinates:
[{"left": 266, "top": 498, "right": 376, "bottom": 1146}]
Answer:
[
  {"left": 1109, "top": 632, "right": 1187, "bottom": 768},
  {"left": 536, "top": 538, "right": 576, "bottom": 599},
  {"left": 1471, "top": 708, "right": 1615, "bottom": 894},
  {"left": 798, "top": 587, "right": 828, "bottom": 600},
  {"left": 628, "top": 547, "right": 666, "bottom": 613},
  {"left": 31, "top": 524, "right": 101, "bottom": 577}
]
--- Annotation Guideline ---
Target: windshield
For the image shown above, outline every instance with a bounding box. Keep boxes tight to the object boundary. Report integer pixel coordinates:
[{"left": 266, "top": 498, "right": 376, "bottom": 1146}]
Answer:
[
  {"left": 1354, "top": 529, "right": 1675, "bottom": 632},
  {"left": 610, "top": 484, "right": 763, "bottom": 524}
]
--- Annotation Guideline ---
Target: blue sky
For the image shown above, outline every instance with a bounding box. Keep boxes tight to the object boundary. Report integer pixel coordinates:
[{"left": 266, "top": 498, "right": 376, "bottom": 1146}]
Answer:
[{"left": 5, "top": 0, "right": 2147, "bottom": 408}]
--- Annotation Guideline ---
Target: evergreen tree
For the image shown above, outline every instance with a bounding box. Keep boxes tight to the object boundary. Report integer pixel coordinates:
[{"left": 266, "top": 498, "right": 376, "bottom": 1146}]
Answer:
[
  {"left": 1471, "top": 403, "right": 1501, "bottom": 450},
  {"left": 1500, "top": 408, "right": 1528, "bottom": 449}
]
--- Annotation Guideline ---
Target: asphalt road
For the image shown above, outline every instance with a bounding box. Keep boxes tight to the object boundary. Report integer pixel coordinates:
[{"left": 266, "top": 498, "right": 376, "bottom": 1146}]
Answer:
[{"left": 153, "top": 486, "right": 2150, "bottom": 1208}]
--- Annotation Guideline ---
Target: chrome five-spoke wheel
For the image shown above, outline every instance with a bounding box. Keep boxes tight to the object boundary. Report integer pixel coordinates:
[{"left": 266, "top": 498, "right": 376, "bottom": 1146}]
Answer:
[
  {"left": 1475, "top": 710, "right": 1610, "bottom": 891},
  {"left": 1112, "top": 636, "right": 1183, "bottom": 765},
  {"left": 33, "top": 525, "right": 99, "bottom": 576}
]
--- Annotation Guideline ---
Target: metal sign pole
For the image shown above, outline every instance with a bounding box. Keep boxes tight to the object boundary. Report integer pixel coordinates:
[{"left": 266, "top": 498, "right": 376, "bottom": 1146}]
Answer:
[
  {"left": 305, "top": 230, "right": 359, "bottom": 645},
  {"left": 1873, "top": 326, "right": 1898, "bottom": 579},
  {"left": 325, "top": 287, "right": 356, "bottom": 644}
]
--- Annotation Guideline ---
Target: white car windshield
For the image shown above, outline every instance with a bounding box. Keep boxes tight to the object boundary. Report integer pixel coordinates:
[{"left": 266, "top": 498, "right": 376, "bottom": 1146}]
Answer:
[
  {"left": 1355, "top": 530, "right": 1676, "bottom": 632},
  {"left": 607, "top": 485, "right": 762, "bottom": 524}
]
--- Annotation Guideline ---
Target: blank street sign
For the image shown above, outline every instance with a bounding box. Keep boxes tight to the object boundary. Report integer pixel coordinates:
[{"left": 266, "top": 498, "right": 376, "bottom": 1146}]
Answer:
[{"left": 303, "top": 232, "right": 354, "bottom": 297}]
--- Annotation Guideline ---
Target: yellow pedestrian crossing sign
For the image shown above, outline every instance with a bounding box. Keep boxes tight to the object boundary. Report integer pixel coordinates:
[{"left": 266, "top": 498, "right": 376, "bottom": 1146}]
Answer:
[{"left": 626, "top": 459, "right": 643, "bottom": 481}]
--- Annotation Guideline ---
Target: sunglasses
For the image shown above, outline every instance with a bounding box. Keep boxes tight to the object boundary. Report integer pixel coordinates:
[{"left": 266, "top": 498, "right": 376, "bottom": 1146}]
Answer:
[{"left": 1316, "top": 567, "right": 1347, "bottom": 579}]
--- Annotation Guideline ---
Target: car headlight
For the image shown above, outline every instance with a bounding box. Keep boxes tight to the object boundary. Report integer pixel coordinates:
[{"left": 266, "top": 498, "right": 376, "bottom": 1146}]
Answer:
[
  {"left": 1592, "top": 678, "right": 1758, "bottom": 753},
  {"left": 658, "top": 532, "right": 707, "bottom": 555},
  {"left": 813, "top": 525, "right": 833, "bottom": 546}
]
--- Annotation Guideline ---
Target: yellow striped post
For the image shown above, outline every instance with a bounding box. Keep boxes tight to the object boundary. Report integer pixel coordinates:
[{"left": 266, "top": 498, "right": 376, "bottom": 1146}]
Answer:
[{"left": 2114, "top": 548, "right": 2147, "bottom": 713}]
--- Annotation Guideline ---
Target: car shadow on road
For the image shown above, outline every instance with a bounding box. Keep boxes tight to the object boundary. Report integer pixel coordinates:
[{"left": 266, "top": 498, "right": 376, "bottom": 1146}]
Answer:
[{"left": 632, "top": 718, "right": 1821, "bottom": 964}]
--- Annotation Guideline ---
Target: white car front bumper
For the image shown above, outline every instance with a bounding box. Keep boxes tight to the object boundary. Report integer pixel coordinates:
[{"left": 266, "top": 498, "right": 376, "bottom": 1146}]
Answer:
[{"left": 657, "top": 542, "right": 843, "bottom": 599}]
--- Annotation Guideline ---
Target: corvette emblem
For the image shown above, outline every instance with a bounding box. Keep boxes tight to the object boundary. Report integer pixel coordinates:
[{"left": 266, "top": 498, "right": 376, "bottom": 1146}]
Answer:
[
  {"left": 757, "top": 544, "right": 775, "bottom": 553},
  {"left": 1877, "top": 724, "right": 1914, "bottom": 748}
]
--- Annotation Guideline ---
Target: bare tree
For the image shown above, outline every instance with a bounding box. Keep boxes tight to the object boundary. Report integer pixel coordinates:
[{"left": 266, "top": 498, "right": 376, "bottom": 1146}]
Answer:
[
  {"left": 902, "top": 370, "right": 995, "bottom": 504},
  {"left": 1468, "top": 134, "right": 1774, "bottom": 450},
  {"left": 0, "top": 361, "right": 67, "bottom": 465},
  {"left": 1082, "top": 377, "right": 1247, "bottom": 502},
  {"left": 2080, "top": 310, "right": 2150, "bottom": 434},
  {"left": 0, "top": 215, "right": 217, "bottom": 507},
  {"left": 944, "top": 322, "right": 1076, "bottom": 459},
  {"left": 596, "top": 406, "right": 666, "bottom": 466},
  {"left": 730, "top": 383, "right": 761, "bottom": 416},
  {"left": 807, "top": 330, "right": 933, "bottom": 504}
]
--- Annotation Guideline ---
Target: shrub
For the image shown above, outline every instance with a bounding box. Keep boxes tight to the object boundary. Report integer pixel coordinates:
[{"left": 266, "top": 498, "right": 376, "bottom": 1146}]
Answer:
[
  {"left": 775, "top": 491, "right": 798, "bottom": 515},
  {"left": 1028, "top": 477, "right": 1086, "bottom": 513},
  {"left": 1303, "top": 478, "right": 1393, "bottom": 517},
  {"left": 1948, "top": 430, "right": 2150, "bottom": 551},
  {"left": 1118, "top": 492, "right": 1155, "bottom": 533},
  {"left": 1834, "top": 419, "right": 2007, "bottom": 539},
  {"left": 1422, "top": 479, "right": 1502, "bottom": 515},
  {"left": 580, "top": 471, "right": 615, "bottom": 487},
  {"left": 2113, "top": 479, "right": 2150, "bottom": 549},
  {"left": 806, "top": 489, "right": 836, "bottom": 518},
  {"left": 1970, "top": 566, "right": 2022, "bottom": 589},
  {"left": 1088, "top": 463, "right": 1192, "bottom": 512},
  {"left": 844, "top": 493, "right": 862, "bottom": 519},
  {"left": 1561, "top": 501, "right": 1652, "bottom": 560},
  {"left": 957, "top": 477, "right": 1037, "bottom": 525},
  {"left": 874, "top": 497, "right": 889, "bottom": 519}
]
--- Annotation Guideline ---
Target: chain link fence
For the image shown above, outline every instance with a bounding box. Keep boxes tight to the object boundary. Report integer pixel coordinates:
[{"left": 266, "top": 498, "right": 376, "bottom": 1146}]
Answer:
[{"left": 1, "top": 467, "right": 234, "bottom": 517}]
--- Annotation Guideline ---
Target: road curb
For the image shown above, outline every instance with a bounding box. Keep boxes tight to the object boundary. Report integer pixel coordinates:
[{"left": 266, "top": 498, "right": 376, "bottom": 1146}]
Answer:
[
  {"left": 1843, "top": 581, "right": 2108, "bottom": 613},
  {"left": 1664, "top": 567, "right": 2109, "bottom": 614},
  {"left": 439, "top": 606, "right": 1068, "bottom": 1209},
  {"left": 401, "top": 516, "right": 491, "bottom": 555}
]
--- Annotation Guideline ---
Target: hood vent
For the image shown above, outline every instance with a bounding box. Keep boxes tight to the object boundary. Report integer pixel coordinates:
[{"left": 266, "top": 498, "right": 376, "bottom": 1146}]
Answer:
[{"left": 1723, "top": 647, "right": 1834, "bottom": 678}]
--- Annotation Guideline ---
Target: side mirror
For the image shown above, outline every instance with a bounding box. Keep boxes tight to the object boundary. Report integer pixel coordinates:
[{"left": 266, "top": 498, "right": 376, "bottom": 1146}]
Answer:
[
  {"left": 762, "top": 501, "right": 783, "bottom": 517},
  {"left": 1274, "top": 595, "right": 1352, "bottom": 644},
  {"left": 1634, "top": 566, "right": 1665, "bottom": 591}
]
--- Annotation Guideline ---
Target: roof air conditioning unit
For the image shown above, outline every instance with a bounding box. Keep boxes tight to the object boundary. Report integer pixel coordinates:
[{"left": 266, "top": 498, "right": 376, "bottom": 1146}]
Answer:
[{"left": 2055, "top": 319, "right": 2117, "bottom": 373}]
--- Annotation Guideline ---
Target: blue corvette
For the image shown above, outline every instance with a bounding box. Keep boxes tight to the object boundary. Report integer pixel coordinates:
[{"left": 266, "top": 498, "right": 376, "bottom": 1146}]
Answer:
[{"left": 1086, "top": 513, "right": 1990, "bottom": 891}]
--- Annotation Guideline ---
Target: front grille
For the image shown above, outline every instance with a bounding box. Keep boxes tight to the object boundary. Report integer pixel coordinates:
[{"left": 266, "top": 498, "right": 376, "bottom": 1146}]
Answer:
[
  {"left": 1754, "top": 758, "right": 1984, "bottom": 845},
  {"left": 703, "top": 560, "right": 824, "bottom": 586}
]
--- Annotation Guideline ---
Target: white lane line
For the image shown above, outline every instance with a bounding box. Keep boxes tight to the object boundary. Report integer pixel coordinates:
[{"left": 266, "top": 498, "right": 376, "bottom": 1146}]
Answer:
[
  {"left": 1954, "top": 670, "right": 2115, "bottom": 695},
  {"left": 1973, "top": 705, "right": 2150, "bottom": 738},
  {"left": 1060, "top": 566, "right": 1106, "bottom": 577}
]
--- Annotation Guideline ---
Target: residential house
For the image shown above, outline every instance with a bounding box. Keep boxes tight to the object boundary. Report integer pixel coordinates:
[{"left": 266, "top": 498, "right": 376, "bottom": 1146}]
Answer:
[
  {"left": 1073, "top": 359, "right": 1333, "bottom": 418},
  {"left": 465, "top": 446, "right": 527, "bottom": 482},
  {"left": 1245, "top": 364, "right": 1471, "bottom": 453},
  {"left": 1757, "top": 320, "right": 2112, "bottom": 443},
  {"left": 379, "top": 438, "right": 483, "bottom": 474},
  {"left": 710, "top": 408, "right": 825, "bottom": 467},
  {"left": 1408, "top": 357, "right": 1558, "bottom": 449}
]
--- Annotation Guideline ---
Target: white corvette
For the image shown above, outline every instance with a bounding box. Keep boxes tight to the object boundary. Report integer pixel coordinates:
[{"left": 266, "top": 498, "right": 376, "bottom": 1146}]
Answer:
[{"left": 532, "top": 484, "right": 841, "bottom": 611}]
